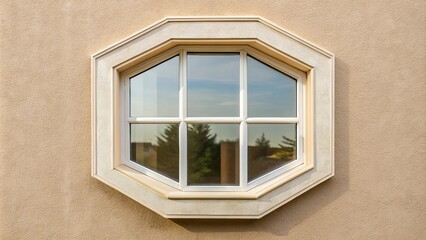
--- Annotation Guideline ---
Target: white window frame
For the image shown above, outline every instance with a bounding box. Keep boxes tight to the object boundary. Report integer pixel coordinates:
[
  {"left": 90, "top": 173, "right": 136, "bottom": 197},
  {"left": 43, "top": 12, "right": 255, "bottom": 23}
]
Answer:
[
  {"left": 120, "top": 45, "right": 306, "bottom": 192},
  {"left": 92, "top": 17, "right": 334, "bottom": 219}
]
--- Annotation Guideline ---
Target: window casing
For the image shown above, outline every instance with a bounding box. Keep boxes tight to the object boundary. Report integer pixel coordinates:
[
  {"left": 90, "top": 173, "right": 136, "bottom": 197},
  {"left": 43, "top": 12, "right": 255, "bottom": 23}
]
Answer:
[{"left": 120, "top": 45, "right": 306, "bottom": 192}]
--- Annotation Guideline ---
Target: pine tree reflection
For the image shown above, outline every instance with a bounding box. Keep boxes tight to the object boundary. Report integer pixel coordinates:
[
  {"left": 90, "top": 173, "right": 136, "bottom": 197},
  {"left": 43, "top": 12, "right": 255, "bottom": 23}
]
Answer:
[
  {"left": 132, "top": 124, "right": 297, "bottom": 185},
  {"left": 156, "top": 124, "right": 180, "bottom": 181},
  {"left": 187, "top": 124, "right": 219, "bottom": 184},
  {"left": 130, "top": 124, "right": 180, "bottom": 182},
  {"left": 187, "top": 124, "right": 239, "bottom": 186},
  {"left": 248, "top": 133, "right": 296, "bottom": 181},
  {"left": 131, "top": 123, "right": 240, "bottom": 185}
]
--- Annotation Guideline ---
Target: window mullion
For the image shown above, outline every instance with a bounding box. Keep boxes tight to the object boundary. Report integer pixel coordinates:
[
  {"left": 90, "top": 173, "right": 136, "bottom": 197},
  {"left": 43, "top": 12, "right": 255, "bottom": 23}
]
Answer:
[
  {"left": 180, "top": 50, "right": 187, "bottom": 120},
  {"left": 240, "top": 51, "right": 247, "bottom": 120},
  {"left": 240, "top": 50, "right": 248, "bottom": 189},
  {"left": 127, "top": 117, "right": 181, "bottom": 123},
  {"left": 245, "top": 117, "right": 299, "bottom": 123},
  {"left": 184, "top": 117, "right": 242, "bottom": 123},
  {"left": 180, "top": 50, "right": 188, "bottom": 189}
]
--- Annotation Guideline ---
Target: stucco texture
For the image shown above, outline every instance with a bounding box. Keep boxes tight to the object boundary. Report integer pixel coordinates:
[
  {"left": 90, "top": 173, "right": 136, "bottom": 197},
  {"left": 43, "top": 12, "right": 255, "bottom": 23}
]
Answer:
[{"left": 0, "top": 0, "right": 425, "bottom": 239}]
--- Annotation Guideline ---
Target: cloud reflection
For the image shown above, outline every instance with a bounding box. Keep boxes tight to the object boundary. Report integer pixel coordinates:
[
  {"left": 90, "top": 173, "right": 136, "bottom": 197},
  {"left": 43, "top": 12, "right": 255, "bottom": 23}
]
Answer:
[
  {"left": 247, "top": 55, "right": 296, "bottom": 117},
  {"left": 187, "top": 53, "right": 240, "bottom": 117}
]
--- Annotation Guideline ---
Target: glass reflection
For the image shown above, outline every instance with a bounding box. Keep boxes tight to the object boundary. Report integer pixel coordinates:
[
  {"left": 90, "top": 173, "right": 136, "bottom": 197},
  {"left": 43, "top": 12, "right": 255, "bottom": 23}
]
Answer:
[
  {"left": 187, "top": 53, "right": 240, "bottom": 117},
  {"left": 130, "top": 124, "right": 179, "bottom": 181},
  {"left": 248, "top": 124, "right": 297, "bottom": 181},
  {"left": 247, "top": 56, "right": 297, "bottom": 117},
  {"left": 130, "top": 56, "right": 179, "bottom": 117},
  {"left": 187, "top": 124, "right": 239, "bottom": 186}
]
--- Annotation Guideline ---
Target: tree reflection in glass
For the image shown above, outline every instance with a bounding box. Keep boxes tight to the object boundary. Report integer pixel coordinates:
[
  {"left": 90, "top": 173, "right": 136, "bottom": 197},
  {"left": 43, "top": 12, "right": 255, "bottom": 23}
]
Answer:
[
  {"left": 130, "top": 124, "right": 179, "bottom": 181},
  {"left": 131, "top": 123, "right": 240, "bottom": 185},
  {"left": 248, "top": 124, "right": 297, "bottom": 181},
  {"left": 187, "top": 124, "right": 239, "bottom": 186}
]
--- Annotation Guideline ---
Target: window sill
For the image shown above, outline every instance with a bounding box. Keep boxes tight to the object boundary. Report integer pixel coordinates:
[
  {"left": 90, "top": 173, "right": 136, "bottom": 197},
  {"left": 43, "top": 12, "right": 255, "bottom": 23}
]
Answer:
[{"left": 115, "top": 163, "right": 313, "bottom": 199}]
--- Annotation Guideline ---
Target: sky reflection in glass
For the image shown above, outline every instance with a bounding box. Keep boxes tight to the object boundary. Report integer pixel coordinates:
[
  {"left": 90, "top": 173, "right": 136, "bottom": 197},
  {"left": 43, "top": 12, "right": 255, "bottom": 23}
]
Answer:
[
  {"left": 130, "top": 56, "right": 179, "bottom": 117},
  {"left": 187, "top": 53, "right": 240, "bottom": 117},
  {"left": 247, "top": 56, "right": 296, "bottom": 117}
]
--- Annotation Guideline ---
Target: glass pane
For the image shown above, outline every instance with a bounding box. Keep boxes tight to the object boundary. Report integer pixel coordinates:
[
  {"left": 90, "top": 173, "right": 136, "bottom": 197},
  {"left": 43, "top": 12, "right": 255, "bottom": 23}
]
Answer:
[
  {"left": 130, "top": 124, "right": 179, "bottom": 181},
  {"left": 248, "top": 124, "right": 297, "bottom": 181},
  {"left": 187, "top": 53, "right": 240, "bottom": 117},
  {"left": 247, "top": 56, "right": 297, "bottom": 117},
  {"left": 130, "top": 55, "right": 179, "bottom": 117},
  {"left": 187, "top": 124, "right": 239, "bottom": 186}
]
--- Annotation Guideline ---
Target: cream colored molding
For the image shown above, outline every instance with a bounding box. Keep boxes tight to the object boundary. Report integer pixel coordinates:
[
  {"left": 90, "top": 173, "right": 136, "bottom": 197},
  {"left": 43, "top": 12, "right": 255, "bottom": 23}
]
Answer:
[{"left": 92, "top": 16, "right": 334, "bottom": 219}]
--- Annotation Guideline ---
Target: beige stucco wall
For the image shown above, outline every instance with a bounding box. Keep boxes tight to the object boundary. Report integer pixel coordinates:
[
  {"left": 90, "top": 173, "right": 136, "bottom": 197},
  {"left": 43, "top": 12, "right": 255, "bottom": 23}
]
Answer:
[{"left": 1, "top": 0, "right": 425, "bottom": 239}]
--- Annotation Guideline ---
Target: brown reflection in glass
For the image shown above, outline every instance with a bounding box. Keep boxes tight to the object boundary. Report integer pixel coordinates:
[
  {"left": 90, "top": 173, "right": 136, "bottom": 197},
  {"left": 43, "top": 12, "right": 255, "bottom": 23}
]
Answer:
[
  {"left": 248, "top": 124, "right": 297, "bottom": 182},
  {"left": 130, "top": 124, "right": 179, "bottom": 181},
  {"left": 187, "top": 124, "right": 239, "bottom": 186}
]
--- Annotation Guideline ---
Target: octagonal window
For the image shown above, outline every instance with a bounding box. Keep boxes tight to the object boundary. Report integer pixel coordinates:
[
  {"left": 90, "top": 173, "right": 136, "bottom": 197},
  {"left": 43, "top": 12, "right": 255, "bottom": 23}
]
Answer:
[
  {"left": 92, "top": 17, "right": 334, "bottom": 219},
  {"left": 121, "top": 46, "right": 305, "bottom": 191}
]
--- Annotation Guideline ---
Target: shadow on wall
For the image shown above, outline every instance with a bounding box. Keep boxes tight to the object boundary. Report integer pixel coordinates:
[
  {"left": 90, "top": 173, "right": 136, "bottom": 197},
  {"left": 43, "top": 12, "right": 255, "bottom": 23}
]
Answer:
[{"left": 172, "top": 57, "right": 350, "bottom": 236}]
